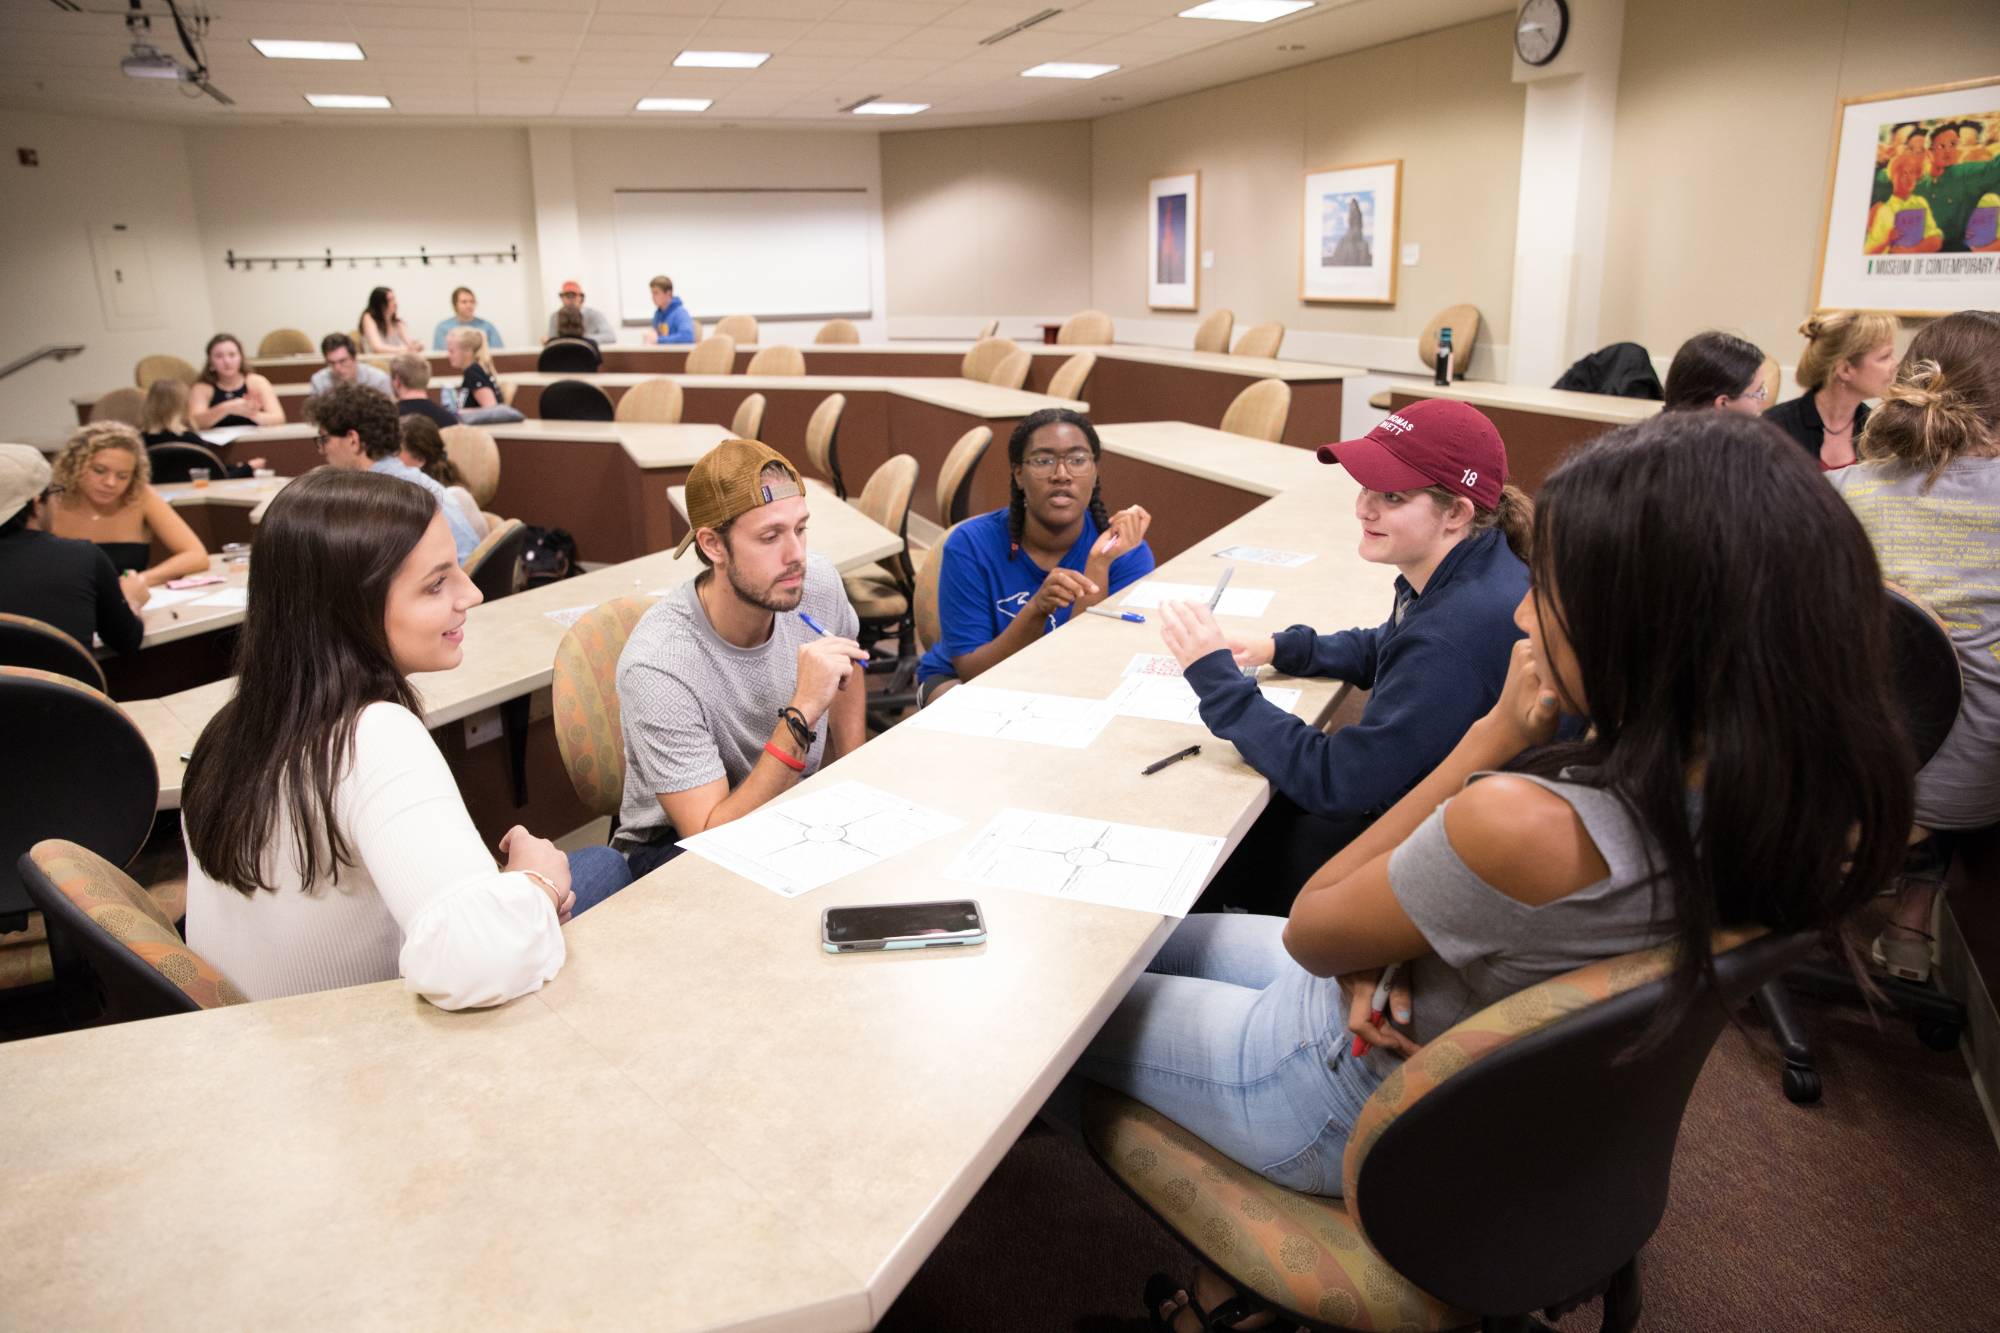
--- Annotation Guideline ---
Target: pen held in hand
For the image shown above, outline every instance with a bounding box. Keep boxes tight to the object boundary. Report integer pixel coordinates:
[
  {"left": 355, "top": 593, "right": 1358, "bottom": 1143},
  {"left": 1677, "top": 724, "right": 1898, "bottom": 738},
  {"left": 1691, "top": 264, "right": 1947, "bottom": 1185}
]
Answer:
[
  {"left": 798, "top": 611, "right": 865, "bottom": 689},
  {"left": 1352, "top": 961, "right": 1401, "bottom": 1058},
  {"left": 1207, "top": 565, "right": 1234, "bottom": 611}
]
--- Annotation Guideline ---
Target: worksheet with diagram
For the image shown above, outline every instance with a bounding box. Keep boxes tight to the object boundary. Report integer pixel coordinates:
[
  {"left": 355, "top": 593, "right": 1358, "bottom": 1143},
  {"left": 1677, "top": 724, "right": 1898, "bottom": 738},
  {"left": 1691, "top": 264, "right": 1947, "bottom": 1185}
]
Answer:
[
  {"left": 903, "top": 684, "right": 1116, "bottom": 749},
  {"left": 943, "top": 809, "right": 1224, "bottom": 917},
  {"left": 677, "top": 780, "right": 961, "bottom": 898}
]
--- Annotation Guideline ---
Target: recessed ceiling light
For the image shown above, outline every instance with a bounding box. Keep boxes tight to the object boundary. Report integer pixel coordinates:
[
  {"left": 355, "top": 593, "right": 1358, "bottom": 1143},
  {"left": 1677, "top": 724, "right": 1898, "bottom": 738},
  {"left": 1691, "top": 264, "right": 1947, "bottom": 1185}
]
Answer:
[
  {"left": 1021, "top": 61, "right": 1120, "bottom": 79},
  {"left": 636, "top": 97, "right": 712, "bottom": 112},
  {"left": 1178, "top": 1, "right": 1315, "bottom": 21},
  {"left": 252, "top": 39, "right": 365, "bottom": 61},
  {"left": 674, "top": 50, "right": 770, "bottom": 69},
  {"left": 851, "top": 101, "right": 929, "bottom": 115},
  {"left": 304, "top": 93, "right": 390, "bottom": 109}
]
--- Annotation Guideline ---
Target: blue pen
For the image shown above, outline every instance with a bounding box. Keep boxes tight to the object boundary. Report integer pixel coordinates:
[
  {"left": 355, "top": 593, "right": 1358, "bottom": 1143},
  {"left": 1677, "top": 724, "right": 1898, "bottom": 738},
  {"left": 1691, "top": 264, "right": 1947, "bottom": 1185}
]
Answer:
[
  {"left": 1084, "top": 606, "right": 1146, "bottom": 624},
  {"left": 799, "top": 611, "right": 865, "bottom": 688}
]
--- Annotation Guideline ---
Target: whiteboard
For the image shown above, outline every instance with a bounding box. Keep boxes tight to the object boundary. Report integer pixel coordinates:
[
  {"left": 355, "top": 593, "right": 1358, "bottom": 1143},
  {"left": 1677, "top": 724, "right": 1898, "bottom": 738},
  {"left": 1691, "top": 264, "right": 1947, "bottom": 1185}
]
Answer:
[{"left": 611, "top": 188, "right": 874, "bottom": 323}]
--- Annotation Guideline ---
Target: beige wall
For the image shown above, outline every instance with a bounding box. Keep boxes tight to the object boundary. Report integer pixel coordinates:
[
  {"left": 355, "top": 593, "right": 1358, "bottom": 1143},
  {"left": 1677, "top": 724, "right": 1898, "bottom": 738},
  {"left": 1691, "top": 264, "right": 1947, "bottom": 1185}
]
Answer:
[
  {"left": 1089, "top": 15, "right": 1526, "bottom": 363},
  {"left": 881, "top": 122, "right": 1093, "bottom": 321},
  {"left": 0, "top": 110, "right": 216, "bottom": 441},
  {"left": 185, "top": 126, "right": 541, "bottom": 356},
  {"left": 1602, "top": 0, "right": 1997, "bottom": 369}
]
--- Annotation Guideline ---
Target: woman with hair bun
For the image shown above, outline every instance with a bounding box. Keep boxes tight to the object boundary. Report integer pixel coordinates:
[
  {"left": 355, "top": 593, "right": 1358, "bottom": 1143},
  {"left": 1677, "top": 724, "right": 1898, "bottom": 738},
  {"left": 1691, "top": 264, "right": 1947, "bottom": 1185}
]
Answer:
[
  {"left": 1832, "top": 308, "right": 2000, "bottom": 981},
  {"left": 1763, "top": 310, "right": 1899, "bottom": 469}
]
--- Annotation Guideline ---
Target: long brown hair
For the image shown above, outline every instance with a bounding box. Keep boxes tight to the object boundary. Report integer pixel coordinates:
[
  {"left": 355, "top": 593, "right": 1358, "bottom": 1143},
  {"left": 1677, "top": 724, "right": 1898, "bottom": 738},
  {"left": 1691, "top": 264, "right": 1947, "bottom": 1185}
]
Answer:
[
  {"left": 198, "top": 333, "right": 248, "bottom": 388},
  {"left": 1417, "top": 483, "right": 1533, "bottom": 562},
  {"left": 140, "top": 378, "right": 190, "bottom": 434},
  {"left": 183, "top": 468, "right": 434, "bottom": 895},
  {"left": 1519, "top": 411, "right": 1912, "bottom": 1043},
  {"left": 399, "top": 414, "right": 466, "bottom": 488},
  {"left": 1858, "top": 309, "right": 2000, "bottom": 490}
]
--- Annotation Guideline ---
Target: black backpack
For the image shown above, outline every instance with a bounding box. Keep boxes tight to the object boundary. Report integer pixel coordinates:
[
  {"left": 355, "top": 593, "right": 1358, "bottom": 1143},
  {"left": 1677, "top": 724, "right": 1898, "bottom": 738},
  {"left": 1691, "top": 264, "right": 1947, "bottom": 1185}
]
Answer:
[{"left": 519, "top": 526, "right": 580, "bottom": 587}]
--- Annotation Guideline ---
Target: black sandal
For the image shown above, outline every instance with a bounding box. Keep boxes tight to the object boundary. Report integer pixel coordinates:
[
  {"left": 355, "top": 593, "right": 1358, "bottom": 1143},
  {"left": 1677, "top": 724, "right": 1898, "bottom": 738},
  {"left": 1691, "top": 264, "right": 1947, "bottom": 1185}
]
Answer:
[{"left": 1142, "top": 1272, "right": 1272, "bottom": 1332}]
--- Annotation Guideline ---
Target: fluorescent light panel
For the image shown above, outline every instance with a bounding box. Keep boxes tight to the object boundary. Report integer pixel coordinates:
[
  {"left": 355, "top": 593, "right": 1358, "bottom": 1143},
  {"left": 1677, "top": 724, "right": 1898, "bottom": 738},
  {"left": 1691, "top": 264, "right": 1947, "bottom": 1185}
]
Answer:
[
  {"left": 673, "top": 50, "right": 769, "bottom": 68},
  {"left": 1021, "top": 61, "right": 1120, "bottom": 79},
  {"left": 636, "top": 97, "right": 712, "bottom": 112},
  {"left": 1178, "top": 0, "right": 1315, "bottom": 20},
  {"left": 304, "top": 93, "right": 390, "bottom": 109},
  {"left": 252, "top": 39, "right": 364, "bottom": 61},
  {"left": 851, "top": 101, "right": 929, "bottom": 115}
]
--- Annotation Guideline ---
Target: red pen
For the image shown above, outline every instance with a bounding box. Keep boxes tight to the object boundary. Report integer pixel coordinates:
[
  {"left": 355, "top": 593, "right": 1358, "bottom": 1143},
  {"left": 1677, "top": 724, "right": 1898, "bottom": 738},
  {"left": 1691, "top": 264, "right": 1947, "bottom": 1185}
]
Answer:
[{"left": 1351, "top": 962, "right": 1401, "bottom": 1058}]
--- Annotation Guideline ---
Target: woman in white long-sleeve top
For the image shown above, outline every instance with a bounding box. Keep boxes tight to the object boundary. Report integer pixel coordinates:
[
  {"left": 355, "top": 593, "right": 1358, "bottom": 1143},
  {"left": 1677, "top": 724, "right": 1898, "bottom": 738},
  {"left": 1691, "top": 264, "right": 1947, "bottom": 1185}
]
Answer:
[{"left": 181, "top": 467, "right": 630, "bottom": 1009}]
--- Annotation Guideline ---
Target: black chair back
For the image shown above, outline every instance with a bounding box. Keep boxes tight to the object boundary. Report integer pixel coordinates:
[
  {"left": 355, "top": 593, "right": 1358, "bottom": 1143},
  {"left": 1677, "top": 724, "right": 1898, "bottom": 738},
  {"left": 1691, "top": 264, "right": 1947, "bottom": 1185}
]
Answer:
[
  {"left": 540, "top": 379, "right": 616, "bottom": 421},
  {"left": 467, "top": 521, "right": 530, "bottom": 602},
  {"left": 147, "top": 441, "right": 229, "bottom": 484},
  {"left": 1355, "top": 930, "right": 1815, "bottom": 1317},
  {"left": 0, "top": 614, "right": 106, "bottom": 691},
  {"left": 1888, "top": 584, "right": 1961, "bottom": 767},
  {"left": 536, "top": 340, "right": 602, "bottom": 374},
  {"left": 17, "top": 847, "right": 202, "bottom": 1022},
  {"left": 0, "top": 668, "right": 159, "bottom": 929}
]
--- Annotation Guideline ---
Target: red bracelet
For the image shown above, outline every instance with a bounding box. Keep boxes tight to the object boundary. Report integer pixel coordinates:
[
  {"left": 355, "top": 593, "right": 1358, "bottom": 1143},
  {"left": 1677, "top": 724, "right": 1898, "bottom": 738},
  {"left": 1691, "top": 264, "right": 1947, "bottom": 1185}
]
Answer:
[{"left": 763, "top": 741, "right": 806, "bottom": 772}]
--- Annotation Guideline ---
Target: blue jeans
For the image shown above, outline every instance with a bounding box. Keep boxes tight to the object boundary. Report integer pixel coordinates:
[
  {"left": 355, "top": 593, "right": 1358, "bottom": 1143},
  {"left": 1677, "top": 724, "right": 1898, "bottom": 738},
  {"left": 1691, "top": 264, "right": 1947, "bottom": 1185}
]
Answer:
[
  {"left": 1076, "top": 913, "right": 1382, "bottom": 1196},
  {"left": 564, "top": 846, "right": 631, "bottom": 917}
]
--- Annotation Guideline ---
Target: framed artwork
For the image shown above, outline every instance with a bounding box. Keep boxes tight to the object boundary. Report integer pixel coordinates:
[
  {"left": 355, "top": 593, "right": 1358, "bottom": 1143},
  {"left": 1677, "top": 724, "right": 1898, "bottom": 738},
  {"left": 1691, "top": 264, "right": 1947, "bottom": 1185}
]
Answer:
[
  {"left": 1148, "top": 172, "right": 1199, "bottom": 311},
  {"left": 1812, "top": 75, "right": 2000, "bottom": 316},
  {"left": 1301, "top": 159, "right": 1401, "bottom": 305}
]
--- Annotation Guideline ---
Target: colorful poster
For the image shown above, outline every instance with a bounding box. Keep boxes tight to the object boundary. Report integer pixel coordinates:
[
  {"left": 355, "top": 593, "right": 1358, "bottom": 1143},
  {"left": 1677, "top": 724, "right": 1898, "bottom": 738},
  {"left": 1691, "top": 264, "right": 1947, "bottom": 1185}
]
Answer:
[{"left": 1147, "top": 172, "right": 1199, "bottom": 311}]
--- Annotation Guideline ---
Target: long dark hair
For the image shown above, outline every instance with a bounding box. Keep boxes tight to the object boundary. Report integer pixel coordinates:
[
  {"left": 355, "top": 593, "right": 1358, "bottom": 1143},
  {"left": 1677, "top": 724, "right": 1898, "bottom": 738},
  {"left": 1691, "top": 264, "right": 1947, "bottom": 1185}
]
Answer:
[
  {"left": 198, "top": 332, "right": 247, "bottom": 388},
  {"left": 1519, "top": 412, "right": 1913, "bottom": 1036},
  {"left": 1859, "top": 308, "right": 2000, "bottom": 490},
  {"left": 399, "top": 413, "right": 466, "bottom": 488},
  {"left": 1006, "top": 407, "right": 1111, "bottom": 556},
  {"left": 183, "top": 469, "right": 435, "bottom": 895},
  {"left": 361, "top": 286, "right": 395, "bottom": 336},
  {"left": 1662, "top": 330, "right": 1765, "bottom": 410}
]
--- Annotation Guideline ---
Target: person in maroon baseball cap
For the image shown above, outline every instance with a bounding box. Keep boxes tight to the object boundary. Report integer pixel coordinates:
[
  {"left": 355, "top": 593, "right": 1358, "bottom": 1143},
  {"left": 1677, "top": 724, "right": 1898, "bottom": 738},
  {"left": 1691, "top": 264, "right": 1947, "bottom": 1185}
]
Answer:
[{"left": 1156, "top": 397, "right": 1534, "bottom": 913}]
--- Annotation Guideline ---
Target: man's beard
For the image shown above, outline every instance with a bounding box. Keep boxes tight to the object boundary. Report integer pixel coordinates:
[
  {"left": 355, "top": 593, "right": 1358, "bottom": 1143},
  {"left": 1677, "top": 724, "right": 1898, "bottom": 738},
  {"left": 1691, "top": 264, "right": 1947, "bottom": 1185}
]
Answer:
[{"left": 727, "top": 561, "right": 805, "bottom": 613}]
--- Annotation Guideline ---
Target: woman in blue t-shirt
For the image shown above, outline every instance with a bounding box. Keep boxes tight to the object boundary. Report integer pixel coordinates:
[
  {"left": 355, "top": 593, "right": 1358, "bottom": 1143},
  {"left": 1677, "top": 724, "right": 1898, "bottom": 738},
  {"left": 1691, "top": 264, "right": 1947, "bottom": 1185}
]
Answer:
[{"left": 917, "top": 408, "right": 1154, "bottom": 701}]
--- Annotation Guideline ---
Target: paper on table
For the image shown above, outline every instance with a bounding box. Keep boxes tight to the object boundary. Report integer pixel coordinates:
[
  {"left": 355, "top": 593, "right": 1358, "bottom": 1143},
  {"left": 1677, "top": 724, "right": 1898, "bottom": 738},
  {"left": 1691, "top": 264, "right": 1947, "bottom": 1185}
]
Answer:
[
  {"left": 143, "top": 587, "right": 211, "bottom": 610},
  {"left": 199, "top": 426, "right": 257, "bottom": 446},
  {"left": 190, "top": 587, "right": 249, "bottom": 609},
  {"left": 943, "top": 809, "right": 1223, "bottom": 918},
  {"left": 1212, "top": 544, "right": 1316, "bottom": 568},
  {"left": 677, "top": 779, "right": 962, "bottom": 898},
  {"left": 1107, "top": 674, "right": 1301, "bottom": 727},
  {"left": 544, "top": 605, "right": 593, "bottom": 629},
  {"left": 1123, "top": 653, "right": 1186, "bottom": 678},
  {"left": 904, "top": 683, "right": 1115, "bottom": 749},
  {"left": 1118, "top": 580, "right": 1274, "bottom": 618}
]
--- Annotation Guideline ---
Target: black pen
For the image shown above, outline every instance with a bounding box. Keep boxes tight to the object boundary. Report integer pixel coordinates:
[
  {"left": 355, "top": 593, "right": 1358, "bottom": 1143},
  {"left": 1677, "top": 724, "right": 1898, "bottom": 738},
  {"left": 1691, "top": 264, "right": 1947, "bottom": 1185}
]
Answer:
[{"left": 1141, "top": 744, "right": 1200, "bottom": 776}]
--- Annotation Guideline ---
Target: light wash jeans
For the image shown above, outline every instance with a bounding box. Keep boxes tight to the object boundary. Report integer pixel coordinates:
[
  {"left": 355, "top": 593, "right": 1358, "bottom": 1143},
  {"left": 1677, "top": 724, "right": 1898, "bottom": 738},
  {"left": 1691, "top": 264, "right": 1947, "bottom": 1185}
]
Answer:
[
  {"left": 564, "top": 846, "right": 631, "bottom": 916},
  {"left": 1076, "top": 913, "right": 1383, "bottom": 1196}
]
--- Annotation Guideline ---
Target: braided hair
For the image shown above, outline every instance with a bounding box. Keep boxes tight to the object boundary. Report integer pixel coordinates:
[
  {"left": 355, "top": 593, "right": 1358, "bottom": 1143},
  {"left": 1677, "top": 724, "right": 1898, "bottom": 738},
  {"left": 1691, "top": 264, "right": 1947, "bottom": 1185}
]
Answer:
[{"left": 1006, "top": 407, "right": 1111, "bottom": 558}]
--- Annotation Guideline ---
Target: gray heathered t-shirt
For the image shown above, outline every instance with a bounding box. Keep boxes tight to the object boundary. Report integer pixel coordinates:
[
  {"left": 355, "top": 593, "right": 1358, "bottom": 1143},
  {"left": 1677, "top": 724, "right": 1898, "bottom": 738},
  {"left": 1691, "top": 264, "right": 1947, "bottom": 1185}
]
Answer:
[
  {"left": 615, "top": 554, "right": 859, "bottom": 843},
  {"left": 1376, "top": 770, "right": 1676, "bottom": 1078},
  {"left": 1830, "top": 456, "right": 2000, "bottom": 829}
]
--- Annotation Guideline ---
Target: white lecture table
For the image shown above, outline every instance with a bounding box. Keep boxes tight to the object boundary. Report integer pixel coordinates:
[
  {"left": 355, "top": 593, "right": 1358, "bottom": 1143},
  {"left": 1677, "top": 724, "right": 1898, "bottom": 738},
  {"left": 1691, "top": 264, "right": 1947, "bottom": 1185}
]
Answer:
[{"left": 3, "top": 457, "right": 1394, "bottom": 1330}]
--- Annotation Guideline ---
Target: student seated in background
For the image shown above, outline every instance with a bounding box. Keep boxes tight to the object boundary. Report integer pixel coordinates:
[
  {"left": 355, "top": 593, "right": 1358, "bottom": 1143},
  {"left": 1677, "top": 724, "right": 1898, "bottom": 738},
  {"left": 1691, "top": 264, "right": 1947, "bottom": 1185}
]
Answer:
[
  {"left": 391, "top": 355, "right": 459, "bottom": 427},
  {"left": 398, "top": 415, "right": 489, "bottom": 543},
  {"left": 549, "top": 309, "right": 605, "bottom": 366},
  {"left": 446, "top": 327, "right": 504, "bottom": 412},
  {"left": 310, "top": 332, "right": 394, "bottom": 398},
  {"left": 1070, "top": 413, "right": 1912, "bottom": 1268},
  {"left": 310, "top": 383, "right": 480, "bottom": 564},
  {"left": 615, "top": 439, "right": 867, "bottom": 879},
  {"left": 1830, "top": 308, "right": 2000, "bottom": 983},
  {"left": 1762, "top": 310, "right": 1898, "bottom": 470},
  {"left": 433, "top": 285, "right": 503, "bottom": 351},
  {"left": 139, "top": 379, "right": 266, "bottom": 478},
  {"left": 1159, "top": 401, "right": 1530, "bottom": 913},
  {"left": 187, "top": 333, "right": 284, "bottom": 429},
  {"left": 544, "top": 280, "right": 616, "bottom": 345},
  {"left": 916, "top": 408, "right": 1153, "bottom": 704},
  {"left": 1662, "top": 330, "right": 1770, "bottom": 415},
  {"left": 181, "top": 468, "right": 630, "bottom": 1009},
  {"left": 358, "top": 286, "right": 425, "bottom": 355},
  {"left": 642, "top": 274, "right": 695, "bottom": 344},
  {"left": 0, "top": 443, "right": 146, "bottom": 656},
  {"left": 41, "top": 423, "right": 210, "bottom": 587}
]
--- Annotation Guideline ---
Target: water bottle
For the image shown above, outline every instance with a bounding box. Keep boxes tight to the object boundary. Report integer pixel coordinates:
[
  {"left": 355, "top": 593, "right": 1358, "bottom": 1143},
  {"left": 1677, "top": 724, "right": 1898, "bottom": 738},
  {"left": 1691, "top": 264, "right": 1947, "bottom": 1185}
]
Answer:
[
  {"left": 441, "top": 386, "right": 460, "bottom": 417},
  {"left": 1434, "top": 327, "right": 1454, "bottom": 385}
]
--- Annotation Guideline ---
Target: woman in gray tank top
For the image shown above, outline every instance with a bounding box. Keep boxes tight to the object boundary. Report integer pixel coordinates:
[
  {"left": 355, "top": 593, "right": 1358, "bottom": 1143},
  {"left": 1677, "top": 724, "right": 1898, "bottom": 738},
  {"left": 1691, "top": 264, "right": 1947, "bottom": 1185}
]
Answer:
[{"left": 1075, "top": 412, "right": 1915, "bottom": 1242}]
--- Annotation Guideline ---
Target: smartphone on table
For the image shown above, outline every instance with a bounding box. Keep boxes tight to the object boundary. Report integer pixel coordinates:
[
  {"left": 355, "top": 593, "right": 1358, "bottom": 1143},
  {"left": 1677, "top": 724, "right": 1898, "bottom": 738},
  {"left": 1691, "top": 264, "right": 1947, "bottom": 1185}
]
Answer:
[{"left": 822, "top": 900, "right": 986, "bottom": 954}]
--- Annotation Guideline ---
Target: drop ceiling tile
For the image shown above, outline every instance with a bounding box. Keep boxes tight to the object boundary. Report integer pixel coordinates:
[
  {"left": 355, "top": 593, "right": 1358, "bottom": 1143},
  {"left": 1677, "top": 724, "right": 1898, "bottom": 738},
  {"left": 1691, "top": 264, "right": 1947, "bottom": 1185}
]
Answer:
[
  {"left": 342, "top": 7, "right": 471, "bottom": 32},
  {"left": 718, "top": 0, "right": 845, "bottom": 14},
  {"left": 592, "top": 0, "right": 723, "bottom": 12},
  {"left": 685, "top": 17, "right": 820, "bottom": 44},
  {"left": 1037, "top": 9, "right": 1162, "bottom": 34},
  {"left": 586, "top": 14, "right": 713, "bottom": 38}
]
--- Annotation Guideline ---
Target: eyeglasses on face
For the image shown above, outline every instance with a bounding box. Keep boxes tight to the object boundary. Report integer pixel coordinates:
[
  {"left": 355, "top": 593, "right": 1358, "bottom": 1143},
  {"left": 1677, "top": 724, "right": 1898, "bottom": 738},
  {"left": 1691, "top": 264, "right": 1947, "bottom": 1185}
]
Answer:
[{"left": 1020, "top": 449, "right": 1095, "bottom": 476}]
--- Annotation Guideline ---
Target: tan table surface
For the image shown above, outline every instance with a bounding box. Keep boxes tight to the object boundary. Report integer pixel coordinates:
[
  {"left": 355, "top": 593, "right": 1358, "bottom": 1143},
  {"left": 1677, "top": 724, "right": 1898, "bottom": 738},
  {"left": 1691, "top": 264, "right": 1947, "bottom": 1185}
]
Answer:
[
  {"left": 5, "top": 456, "right": 1394, "bottom": 1328},
  {"left": 228, "top": 420, "right": 735, "bottom": 472},
  {"left": 134, "top": 494, "right": 902, "bottom": 810},
  {"left": 491, "top": 371, "right": 1082, "bottom": 418},
  {"left": 1387, "top": 379, "right": 1665, "bottom": 424},
  {"left": 1096, "top": 420, "right": 1328, "bottom": 497}
]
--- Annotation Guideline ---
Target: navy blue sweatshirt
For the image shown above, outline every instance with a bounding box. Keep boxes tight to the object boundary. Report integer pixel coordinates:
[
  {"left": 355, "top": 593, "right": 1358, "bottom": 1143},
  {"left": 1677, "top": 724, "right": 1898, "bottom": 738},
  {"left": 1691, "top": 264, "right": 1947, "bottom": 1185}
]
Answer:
[{"left": 1183, "top": 526, "right": 1528, "bottom": 822}]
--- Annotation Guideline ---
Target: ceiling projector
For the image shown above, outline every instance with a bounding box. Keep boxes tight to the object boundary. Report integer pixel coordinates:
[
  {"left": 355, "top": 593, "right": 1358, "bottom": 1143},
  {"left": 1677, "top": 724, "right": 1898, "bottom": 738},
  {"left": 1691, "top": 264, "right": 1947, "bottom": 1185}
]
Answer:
[{"left": 120, "top": 41, "right": 187, "bottom": 79}]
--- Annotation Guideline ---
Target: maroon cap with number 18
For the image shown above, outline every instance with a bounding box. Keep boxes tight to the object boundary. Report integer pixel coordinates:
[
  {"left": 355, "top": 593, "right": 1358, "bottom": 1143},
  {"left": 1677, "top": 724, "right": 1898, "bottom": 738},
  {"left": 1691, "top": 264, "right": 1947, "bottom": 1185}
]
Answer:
[{"left": 1316, "top": 398, "right": 1507, "bottom": 509}]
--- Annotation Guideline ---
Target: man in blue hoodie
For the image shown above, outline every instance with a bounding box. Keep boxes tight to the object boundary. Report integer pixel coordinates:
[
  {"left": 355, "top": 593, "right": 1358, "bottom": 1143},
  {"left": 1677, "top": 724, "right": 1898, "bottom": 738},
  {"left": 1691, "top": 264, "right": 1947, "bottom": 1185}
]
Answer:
[
  {"left": 644, "top": 275, "right": 697, "bottom": 345},
  {"left": 1159, "top": 399, "right": 1532, "bottom": 912}
]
